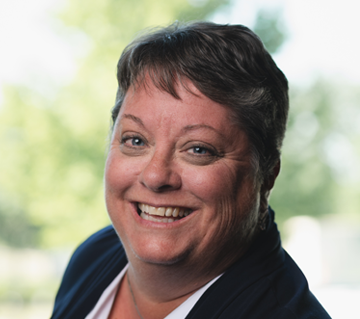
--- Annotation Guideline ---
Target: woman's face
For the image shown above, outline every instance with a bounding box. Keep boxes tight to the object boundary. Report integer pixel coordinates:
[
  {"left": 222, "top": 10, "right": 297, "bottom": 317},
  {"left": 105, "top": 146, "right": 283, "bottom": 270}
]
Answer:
[{"left": 105, "top": 80, "right": 262, "bottom": 273}]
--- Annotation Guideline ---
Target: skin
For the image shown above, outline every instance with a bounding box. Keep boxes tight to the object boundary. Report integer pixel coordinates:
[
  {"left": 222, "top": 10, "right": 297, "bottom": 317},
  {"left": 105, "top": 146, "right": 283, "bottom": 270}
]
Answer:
[{"left": 105, "top": 80, "right": 276, "bottom": 319}]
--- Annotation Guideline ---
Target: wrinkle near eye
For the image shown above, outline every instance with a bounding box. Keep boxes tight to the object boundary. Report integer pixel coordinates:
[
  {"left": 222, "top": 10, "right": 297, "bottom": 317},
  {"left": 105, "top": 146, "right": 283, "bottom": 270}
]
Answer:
[{"left": 182, "top": 152, "right": 220, "bottom": 166}]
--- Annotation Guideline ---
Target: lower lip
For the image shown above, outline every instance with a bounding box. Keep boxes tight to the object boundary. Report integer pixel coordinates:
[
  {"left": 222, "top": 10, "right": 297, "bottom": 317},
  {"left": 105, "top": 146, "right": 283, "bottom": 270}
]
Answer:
[{"left": 140, "top": 211, "right": 184, "bottom": 223}]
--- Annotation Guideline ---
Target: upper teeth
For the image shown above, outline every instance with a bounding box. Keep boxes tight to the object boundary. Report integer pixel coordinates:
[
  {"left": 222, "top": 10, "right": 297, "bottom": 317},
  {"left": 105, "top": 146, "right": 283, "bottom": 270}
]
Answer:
[{"left": 138, "top": 203, "right": 189, "bottom": 218}]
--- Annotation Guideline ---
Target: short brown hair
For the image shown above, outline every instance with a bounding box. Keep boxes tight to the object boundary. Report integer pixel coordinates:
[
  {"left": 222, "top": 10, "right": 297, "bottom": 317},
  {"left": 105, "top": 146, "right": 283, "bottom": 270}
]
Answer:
[{"left": 112, "top": 21, "right": 289, "bottom": 182}]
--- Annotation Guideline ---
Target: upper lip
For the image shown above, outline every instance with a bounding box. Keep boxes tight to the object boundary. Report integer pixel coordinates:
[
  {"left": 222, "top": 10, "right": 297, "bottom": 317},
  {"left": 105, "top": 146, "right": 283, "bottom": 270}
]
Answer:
[{"left": 134, "top": 201, "right": 193, "bottom": 210}]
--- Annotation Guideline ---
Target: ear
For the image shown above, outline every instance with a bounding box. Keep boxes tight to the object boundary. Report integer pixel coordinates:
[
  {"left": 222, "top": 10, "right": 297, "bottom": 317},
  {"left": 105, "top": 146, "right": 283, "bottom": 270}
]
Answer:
[
  {"left": 259, "top": 159, "right": 281, "bottom": 216},
  {"left": 264, "top": 159, "right": 281, "bottom": 193}
]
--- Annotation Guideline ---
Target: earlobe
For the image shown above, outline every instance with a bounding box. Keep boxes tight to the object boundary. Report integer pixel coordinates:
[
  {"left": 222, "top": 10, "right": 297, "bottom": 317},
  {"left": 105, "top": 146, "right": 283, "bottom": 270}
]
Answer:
[
  {"left": 258, "top": 159, "right": 281, "bottom": 230},
  {"left": 266, "top": 159, "right": 281, "bottom": 191},
  {"left": 260, "top": 158, "right": 281, "bottom": 197}
]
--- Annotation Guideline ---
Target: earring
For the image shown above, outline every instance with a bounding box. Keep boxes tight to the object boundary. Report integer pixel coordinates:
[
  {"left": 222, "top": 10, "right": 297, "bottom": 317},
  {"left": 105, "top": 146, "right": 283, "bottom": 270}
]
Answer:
[{"left": 258, "top": 208, "right": 269, "bottom": 231}]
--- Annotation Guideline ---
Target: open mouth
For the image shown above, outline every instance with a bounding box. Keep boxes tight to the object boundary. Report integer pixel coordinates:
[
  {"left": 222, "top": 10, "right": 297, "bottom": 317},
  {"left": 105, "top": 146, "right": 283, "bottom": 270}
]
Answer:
[{"left": 137, "top": 203, "right": 192, "bottom": 223}]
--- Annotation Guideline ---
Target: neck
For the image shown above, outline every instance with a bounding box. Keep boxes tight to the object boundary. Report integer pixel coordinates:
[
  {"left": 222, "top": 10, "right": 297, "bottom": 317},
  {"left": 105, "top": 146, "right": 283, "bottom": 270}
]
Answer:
[
  {"left": 128, "top": 260, "right": 210, "bottom": 302},
  {"left": 124, "top": 256, "right": 226, "bottom": 319},
  {"left": 124, "top": 245, "right": 249, "bottom": 319},
  {"left": 123, "top": 222, "right": 260, "bottom": 318}
]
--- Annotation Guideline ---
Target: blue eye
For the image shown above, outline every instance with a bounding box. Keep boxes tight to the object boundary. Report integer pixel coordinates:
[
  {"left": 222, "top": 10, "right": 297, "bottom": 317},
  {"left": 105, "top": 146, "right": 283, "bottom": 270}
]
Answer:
[
  {"left": 193, "top": 146, "right": 208, "bottom": 155},
  {"left": 121, "top": 135, "right": 146, "bottom": 147},
  {"left": 184, "top": 144, "right": 220, "bottom": 165},
  {"left": 189, "top": 145, "right": 217, "bottom": 156},
  {"left": 131, "top": 137, "right": 144, "bottom": 146}
]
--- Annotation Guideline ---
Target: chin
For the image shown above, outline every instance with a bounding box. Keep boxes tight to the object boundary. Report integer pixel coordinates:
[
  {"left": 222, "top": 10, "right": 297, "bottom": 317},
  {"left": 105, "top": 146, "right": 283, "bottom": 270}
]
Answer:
[
  {"left": 133, "top": 250, "right": 190, "bottom": 267},
  {"left": 128, "top": 239, "right": 192, "bottom": 267}
]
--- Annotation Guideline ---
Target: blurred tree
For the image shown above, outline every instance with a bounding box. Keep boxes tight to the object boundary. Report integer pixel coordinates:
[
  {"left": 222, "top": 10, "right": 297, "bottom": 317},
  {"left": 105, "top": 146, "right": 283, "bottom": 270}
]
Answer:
[
  {"left": 2, "top": 0, "right": 358, "bottom": 250},
  {"left": 0, "top": 0, "right": 230, "bottom": 248},
  {"left": 253, "top": 8, "right": 287, "bottom": 53},
  {"left": 270, "top": 81, "right": 335, "bottom": 222},
  {"left": 270, "top": 79, "right": 360, "bottom": 224},
  {"left": 250, "top": 8, "right": 360, "bottom": 224},
  {"left": 0, "top": 197, "right": 39, "bottom": 247}
]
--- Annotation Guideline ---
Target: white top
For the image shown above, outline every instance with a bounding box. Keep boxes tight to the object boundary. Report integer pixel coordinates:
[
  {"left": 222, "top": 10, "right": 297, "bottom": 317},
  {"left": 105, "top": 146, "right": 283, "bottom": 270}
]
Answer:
[{"left": 86, "top": 263, "right": 221, "bottom": 319}]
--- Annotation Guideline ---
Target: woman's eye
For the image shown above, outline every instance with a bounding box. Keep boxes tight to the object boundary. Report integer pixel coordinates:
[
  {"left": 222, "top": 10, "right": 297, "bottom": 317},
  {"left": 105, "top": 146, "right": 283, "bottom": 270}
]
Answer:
[
  {"left": 130, "top": 137, "right": 144, "bottom": 146},
  {"left": 184, "top": 144, "right": 220, "bottom": 165},
  {"left": 192, "top": 146, "right": 210, "bottom": 155},
  {"left": 122, "top": 136, "right": 145, "bottom": 147},
  {"left": 188, "top": 145, "right": 216, "bottom": 156}
]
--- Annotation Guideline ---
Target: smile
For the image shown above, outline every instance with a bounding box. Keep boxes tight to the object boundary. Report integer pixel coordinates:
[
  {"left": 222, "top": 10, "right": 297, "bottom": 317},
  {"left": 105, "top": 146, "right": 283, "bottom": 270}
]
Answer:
[{"left": 137, "top": 203, "right": 191, "bottom": 223}]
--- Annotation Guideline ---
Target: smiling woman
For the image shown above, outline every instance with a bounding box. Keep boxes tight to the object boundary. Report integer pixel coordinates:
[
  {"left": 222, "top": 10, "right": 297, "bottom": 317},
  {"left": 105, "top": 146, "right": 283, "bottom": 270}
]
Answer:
[
  {"left": 50, "top": 22, "right": 331, "bottom": 319},
  {"left": 106, "top": 81, "right": 258, "bottom": 274}
]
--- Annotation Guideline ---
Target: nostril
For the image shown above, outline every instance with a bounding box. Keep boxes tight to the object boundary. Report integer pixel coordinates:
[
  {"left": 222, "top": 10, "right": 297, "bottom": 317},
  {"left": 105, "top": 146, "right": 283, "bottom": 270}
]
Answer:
[{"left": 154, "top": 184, "right": 175, "bottom": 192}]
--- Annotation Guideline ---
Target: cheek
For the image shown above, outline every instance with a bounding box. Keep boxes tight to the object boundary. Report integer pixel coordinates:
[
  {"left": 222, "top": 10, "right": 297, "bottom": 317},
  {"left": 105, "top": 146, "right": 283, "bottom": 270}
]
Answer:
[
  {"left": 182, "top": 164, "right": 238, "bottom": 204},
  {"left": 182, "top": 164, "right": 242, "bottom": 236},
  {"left": 104, "top": 153, "right": 139, "bottom": 233},
  {"left": 183, "top": 163, "right": 259, "bottom": 234},
  {"left": 105, "top": 152, "right": 138, "bottom": 200}
]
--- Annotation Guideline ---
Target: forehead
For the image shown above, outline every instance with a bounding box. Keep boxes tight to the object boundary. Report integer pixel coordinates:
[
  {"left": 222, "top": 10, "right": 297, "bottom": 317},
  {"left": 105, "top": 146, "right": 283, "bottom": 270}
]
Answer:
[{"left": 118, "top": 80, "right": 235, "bottom": 130}]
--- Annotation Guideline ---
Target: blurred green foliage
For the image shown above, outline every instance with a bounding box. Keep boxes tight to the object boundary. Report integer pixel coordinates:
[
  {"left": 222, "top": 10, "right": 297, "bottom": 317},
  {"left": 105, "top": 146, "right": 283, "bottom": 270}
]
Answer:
[
  {"left": 253, "top": 8, "right": 287, "bottom": 53},
  {"left": 271, "top": 81, "right": 336, "bottom": 222},
  {"left": 0, "top": 0, "right": 230, "bottom": 248},
  {"left": 271, "top": 79, "right": 360, "bottom": 224},
  {"left": 1, "top": 0, "right": 359, "bottom": 250}
]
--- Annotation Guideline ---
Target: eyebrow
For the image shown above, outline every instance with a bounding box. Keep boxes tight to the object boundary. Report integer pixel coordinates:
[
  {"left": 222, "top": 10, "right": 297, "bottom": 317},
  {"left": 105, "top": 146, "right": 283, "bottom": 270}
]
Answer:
[
  {"left": 121, "top": 114, "right": 145, "bottom": 128},
  {"left": 182, "top": 124, "right": 225, "bottom": 137},
  {"left": 121, "top": 115, "right": 225, "bottom": 137}
]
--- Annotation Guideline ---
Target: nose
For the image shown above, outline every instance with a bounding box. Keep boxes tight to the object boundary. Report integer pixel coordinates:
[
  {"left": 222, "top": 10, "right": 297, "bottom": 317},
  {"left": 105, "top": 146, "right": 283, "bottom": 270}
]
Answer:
[{"left": 140, "top": 150, "right": 181, "bottom": 192}]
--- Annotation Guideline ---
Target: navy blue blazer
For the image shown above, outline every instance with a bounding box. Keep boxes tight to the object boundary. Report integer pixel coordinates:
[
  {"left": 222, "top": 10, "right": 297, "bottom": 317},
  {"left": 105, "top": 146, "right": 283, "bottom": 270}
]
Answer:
[{"left": 51, "top": 209, "right": 331, "bottom": 318}]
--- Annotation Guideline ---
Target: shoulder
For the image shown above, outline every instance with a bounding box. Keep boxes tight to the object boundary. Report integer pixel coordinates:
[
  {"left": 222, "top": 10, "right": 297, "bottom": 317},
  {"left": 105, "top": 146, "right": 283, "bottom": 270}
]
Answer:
[
  {"left": 69, "top": 226, "right": 122, "bottom": 265},
  {"left": 61, "top": 226, "right": 122, "bottom": 281},
  {"left": 267, "top": 251, "right": 330, "bottom": 319},
  {"left": 189, "top": 252, "right": 330, "bottom": 319},
  {"left": 51, "top": 226, "right": 127, "bottom": 318},
  {"left": 218, "top": 252, "right": 330, "bottom": 319},
  {"left": 248, "top": 252, "right": 330, "bottom": 319},
  {"left": 187, "top": 208, "right": 331, "bottom": 319}
]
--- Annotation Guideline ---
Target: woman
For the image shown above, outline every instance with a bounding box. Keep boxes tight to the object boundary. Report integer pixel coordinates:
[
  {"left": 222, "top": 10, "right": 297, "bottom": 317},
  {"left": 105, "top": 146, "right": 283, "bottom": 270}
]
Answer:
[{"left": 51, "top": 22, "right": 330, "bottom": 318}]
